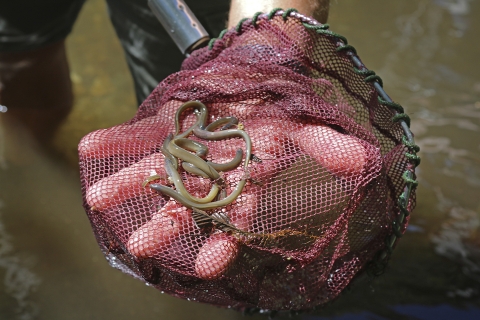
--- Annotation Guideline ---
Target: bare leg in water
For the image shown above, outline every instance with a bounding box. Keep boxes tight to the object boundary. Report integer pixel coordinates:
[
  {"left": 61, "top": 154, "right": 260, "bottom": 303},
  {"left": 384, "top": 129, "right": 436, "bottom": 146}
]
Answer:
[{"left": 0, "top": 40, "right": 73, "bottom": 149}]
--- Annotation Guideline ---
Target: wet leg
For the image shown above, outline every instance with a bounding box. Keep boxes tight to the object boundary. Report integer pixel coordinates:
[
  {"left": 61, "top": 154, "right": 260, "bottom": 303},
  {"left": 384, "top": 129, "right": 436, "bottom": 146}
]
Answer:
[{"left": 0, "top": 40, "right": 73, "bottom": 146}]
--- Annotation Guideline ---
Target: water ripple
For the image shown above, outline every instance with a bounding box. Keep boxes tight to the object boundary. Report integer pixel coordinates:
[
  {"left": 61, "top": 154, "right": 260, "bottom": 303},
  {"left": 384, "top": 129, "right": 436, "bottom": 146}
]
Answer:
[{"left": 0, "top": 200, "right": 41, "bottom": 319}]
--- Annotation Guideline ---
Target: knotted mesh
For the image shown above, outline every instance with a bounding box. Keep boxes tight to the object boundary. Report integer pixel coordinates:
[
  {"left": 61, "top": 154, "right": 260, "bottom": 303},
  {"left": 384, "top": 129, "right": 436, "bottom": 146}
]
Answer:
[{"left": 79, "top": 10, "right": 418, "bottom": 312}]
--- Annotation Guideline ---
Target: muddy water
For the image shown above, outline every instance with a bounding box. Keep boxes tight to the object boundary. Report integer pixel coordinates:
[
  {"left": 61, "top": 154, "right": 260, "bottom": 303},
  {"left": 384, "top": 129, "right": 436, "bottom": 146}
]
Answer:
[{"left": 0, "top": 0, "right": 479, "bottom": 319}]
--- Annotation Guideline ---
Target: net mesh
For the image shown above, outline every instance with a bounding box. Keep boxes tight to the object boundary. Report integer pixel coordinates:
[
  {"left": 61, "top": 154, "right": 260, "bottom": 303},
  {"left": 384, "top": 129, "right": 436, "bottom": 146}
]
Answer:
[{"left": 79, "top": 10, "right": 418, "bottom": 312}]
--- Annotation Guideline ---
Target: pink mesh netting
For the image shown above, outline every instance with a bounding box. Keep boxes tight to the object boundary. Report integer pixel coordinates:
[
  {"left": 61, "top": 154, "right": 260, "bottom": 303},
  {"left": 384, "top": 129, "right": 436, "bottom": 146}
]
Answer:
[{"left": 79, "top": 11, "right": 417, "bottom": 312}]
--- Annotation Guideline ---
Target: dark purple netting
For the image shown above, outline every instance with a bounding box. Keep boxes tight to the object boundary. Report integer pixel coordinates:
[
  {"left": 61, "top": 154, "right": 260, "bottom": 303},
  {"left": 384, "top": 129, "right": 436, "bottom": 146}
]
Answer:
[{"left": 79, "top": 11, "right": 417, "bottom": 312}]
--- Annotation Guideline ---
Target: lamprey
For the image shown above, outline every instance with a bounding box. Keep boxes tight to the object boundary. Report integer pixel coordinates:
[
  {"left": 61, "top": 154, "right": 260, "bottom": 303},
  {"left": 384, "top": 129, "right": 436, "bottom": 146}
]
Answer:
[
  {"left": 164, "top": 158, "right": 221, "bottom": 204},
  {"left": 150, "top": 100, "right": 252, "bottom": 210}
]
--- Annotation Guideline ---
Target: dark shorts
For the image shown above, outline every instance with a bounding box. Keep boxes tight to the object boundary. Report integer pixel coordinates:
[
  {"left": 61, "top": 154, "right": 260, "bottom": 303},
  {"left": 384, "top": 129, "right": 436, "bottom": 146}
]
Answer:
[{"left": 0, "top": 0, "right": 230, "bottom": 104}]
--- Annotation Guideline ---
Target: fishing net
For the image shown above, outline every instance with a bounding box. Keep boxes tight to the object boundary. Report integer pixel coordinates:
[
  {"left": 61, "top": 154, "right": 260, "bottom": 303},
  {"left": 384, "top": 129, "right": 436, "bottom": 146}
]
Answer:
[{"left": 78, "top": 9, "right": 419, "bottom": 312}]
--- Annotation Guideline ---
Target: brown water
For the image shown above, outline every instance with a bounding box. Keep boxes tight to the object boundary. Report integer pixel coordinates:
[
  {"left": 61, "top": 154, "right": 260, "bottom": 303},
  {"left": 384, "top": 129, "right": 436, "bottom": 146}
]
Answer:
[{"left": 0, "top": 0, "right": 479, "bottom": 319}]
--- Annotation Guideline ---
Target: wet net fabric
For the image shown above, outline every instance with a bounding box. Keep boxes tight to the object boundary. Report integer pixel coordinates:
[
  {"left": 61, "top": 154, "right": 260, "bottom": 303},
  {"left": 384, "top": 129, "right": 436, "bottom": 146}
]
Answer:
[{"left": 79, "top": 11, "right": 417, "bottom": 312}]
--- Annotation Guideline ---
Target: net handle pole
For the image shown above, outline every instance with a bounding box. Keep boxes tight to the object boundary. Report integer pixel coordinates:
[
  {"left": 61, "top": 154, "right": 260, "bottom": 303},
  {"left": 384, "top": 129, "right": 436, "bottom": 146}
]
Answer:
[{"left": 148, "top": 0, "right": 210, "bottom": 56}]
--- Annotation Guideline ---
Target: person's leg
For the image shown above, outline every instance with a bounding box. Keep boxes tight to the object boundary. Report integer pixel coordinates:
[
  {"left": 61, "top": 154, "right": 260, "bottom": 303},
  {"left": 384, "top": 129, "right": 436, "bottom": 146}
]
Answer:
[
  {"left": 0, "top": 0, "right": 85, "bottom": 146},
  {"left": 105, "top": 0, "right": 231, "bottom": 106},
  {"left": 0, "top": 40, "right": 73, "bottom": 143}
]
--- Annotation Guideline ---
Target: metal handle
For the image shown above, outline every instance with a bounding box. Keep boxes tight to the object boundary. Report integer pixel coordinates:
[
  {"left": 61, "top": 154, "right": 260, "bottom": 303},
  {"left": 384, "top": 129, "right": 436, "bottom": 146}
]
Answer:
[{"left": 148, "top": 0, "right": 210, "bottom": 55}]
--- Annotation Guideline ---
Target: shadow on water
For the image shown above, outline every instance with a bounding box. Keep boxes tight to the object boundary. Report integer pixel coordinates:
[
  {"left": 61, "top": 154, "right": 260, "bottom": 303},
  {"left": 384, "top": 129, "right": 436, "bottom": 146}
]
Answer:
[{"left": 0, "top": 0, "right": 479, "bottom": 319}]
